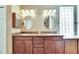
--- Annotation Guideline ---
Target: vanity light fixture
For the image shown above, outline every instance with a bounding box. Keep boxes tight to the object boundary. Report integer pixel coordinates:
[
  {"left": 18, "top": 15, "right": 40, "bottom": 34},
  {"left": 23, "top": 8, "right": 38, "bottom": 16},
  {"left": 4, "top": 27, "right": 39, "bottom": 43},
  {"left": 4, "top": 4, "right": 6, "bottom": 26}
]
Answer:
[
  {"left": 44, "top": 9, "right": 48, "bottom": 13},
  {"left": 21, "top": 10, "right": 26, "bottom": 17},
  {"left": 30, "top": 9, "right": 34, "bottom": 14},
  {"left": 52, "top": 9, "right": 56, "bottom": 13},
  {"left": 25, "top": 10, "right": 32, "bottom": 16},
  {"left": 49, "top": 9, "right": 52, "bottom": 13},
  {"left": 48, "top": 9, "right": 52, "bottom": 16},
  {"left": 53, "top": 9, "right": 56, "bottom": 17},
  {"left": 25, "top": 10, "right": 29, "bottom": 14},
  {"left": 43, "top": 9, "right": 48, "bottom": 17},
  {"left": 21, "top": 9, "right": 35, "bottom": 17},
  {"left": 49, "top": 9, "right": 56, "bottom": 17},
  {"left": 21, "top": 10, "right": 25, "bottom": 14},
  {"left": 43, "top": 9, "right": 56, "bottom": 17},
  {"left": 30, "top": 9, "right": 35, "bottom": 17}
]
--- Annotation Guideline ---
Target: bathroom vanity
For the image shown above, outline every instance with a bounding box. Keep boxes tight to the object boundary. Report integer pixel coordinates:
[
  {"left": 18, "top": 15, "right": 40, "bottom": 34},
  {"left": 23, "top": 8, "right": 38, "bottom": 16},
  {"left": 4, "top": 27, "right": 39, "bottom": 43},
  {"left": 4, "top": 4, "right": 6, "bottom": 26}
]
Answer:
[
  {"left": 13, "top": 33, "right": 79, "bottom": 54},
  {"left": 12, "top": 33, "right": 64, "bottom": 54}
]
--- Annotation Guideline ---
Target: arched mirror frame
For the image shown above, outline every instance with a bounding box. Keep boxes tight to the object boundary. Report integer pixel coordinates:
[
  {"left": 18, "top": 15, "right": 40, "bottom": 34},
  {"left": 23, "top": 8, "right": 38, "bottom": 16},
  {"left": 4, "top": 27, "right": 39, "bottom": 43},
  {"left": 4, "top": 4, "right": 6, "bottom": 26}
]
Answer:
[
  {"left": 44, "top": 15, "right": 56, "bottom": 30},
  {"left": 23, "top": 15, "right": 33, "bottom": 30}
]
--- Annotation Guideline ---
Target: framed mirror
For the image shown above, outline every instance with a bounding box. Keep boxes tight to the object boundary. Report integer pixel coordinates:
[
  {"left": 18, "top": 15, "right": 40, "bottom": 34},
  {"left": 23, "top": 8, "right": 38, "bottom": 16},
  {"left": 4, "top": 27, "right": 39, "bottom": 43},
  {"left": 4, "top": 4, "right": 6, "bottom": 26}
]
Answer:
[
  {"left": 44, "top": 15, "right": 56, "bottom": 30},
  {"left": 12, "top": 12, "right": 22, "bottom": 28},
  {"left": 24, "top": 16, "right": 33, "bottom": 29}
]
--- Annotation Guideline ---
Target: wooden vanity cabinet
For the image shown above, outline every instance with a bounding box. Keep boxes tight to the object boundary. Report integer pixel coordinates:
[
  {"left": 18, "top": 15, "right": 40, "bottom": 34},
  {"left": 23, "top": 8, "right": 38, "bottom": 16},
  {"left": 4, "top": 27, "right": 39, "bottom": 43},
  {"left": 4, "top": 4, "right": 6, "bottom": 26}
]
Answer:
[
  {"left": 33, "top": 37, "right": 44, "bottom": 54},
  {"left": 24, "top": 37, "right": 32, "bottom": 54},
  {"left": 45, "top": 36, "right": 64, "bottom": 54},
  {"left": 13, "top": 36, "right": 64, "bottom": 54},
  {"left": 13, "top": 36, "right": 32, "bottom": 54},
  {"left": 65, "top": 39, "right": 77, "bottom": 54},
  {"left": 13, "top": 37, "right": 24, "bottom": 54},
  {"left": 45, "top": 40, "right": 56, "bottom": 53}
]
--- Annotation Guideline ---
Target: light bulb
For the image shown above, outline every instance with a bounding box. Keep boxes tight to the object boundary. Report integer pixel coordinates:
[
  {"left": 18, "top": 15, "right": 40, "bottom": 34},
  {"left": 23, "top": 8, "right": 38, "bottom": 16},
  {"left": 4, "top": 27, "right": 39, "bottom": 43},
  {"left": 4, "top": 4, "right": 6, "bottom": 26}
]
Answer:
[
  {"left": 30, "top": 9, "right": 34, "bottom": 14},
  {"left": 49, "top": 9, "right": 52, "bottom": 13},
  {"left": 53, "top": 9, "right": 56, "bottom": 13},
  {"left": 44, "top": 10, "right": 48, "bottom": 13},
  {"left": 21, "top": 10, "right": 25, "bottom": 14},
  {"left": 25, "top": 10, "right": 29, "bottom": 14}
]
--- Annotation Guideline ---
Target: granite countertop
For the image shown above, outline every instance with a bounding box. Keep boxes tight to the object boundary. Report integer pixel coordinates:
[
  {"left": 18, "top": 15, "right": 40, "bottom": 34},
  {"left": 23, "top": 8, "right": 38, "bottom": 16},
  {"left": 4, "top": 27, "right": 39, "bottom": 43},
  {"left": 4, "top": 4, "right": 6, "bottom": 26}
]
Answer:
[
  {"left": 12, "top": 32, "right": 63, "bottom": 36},
  {"left": 12, "top": 33, "right": 79, "bottom": 39},
  {"left": 63, "top": 36, "right": 79, "bottom": 39},
  {"left": 12, "top": 31, "right": 79, "bottom": 39}
]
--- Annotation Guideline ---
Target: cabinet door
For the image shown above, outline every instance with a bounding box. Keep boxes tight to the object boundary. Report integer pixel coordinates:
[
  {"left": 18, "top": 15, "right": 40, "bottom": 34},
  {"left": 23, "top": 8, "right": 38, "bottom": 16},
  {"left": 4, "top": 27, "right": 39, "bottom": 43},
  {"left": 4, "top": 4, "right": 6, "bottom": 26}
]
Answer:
[
  {"left": 45, "top": 40, "right": 56, "bottom": 54},
  {"left": 13, "top": 37, "right": 33, "bottom": 54},
  {"left": 24, "top": 40, "right": 32, "bottom": 54},
  {"left": 33, "top": 48, "right": 44, "bottom": 54},
  {"left": 55, "top": 40, "right": 64, "bottom": 54},
  {"left": 65, "top": 40, "right": 77, "bottom": 54},
  {"left": 45, "top": 37, "right": 64, "bottom": 54},
  {"left": 13, "top": 39, "right": 24, "bottom": 54}
]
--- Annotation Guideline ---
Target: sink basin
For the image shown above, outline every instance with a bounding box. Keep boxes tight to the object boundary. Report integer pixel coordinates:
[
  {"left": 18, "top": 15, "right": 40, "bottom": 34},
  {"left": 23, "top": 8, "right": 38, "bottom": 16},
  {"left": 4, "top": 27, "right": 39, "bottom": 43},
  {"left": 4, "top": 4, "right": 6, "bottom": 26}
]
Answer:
[
  {"left": 40, "top": 31, "right": 57, "bottom": 34},
  {"left": 20, "top": 31, "right": 57, "bottom": 34},
  {"left": 20, "top": 32, "right": 38, "bottom": 34}
]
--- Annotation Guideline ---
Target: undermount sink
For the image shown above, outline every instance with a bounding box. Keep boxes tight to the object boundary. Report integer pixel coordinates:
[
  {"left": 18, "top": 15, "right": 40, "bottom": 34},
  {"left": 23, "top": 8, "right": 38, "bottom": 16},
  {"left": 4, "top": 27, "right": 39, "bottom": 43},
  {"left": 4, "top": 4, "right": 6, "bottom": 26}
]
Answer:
[
  {"left": 20, "top": 31, "right": 57, "bottom": 34},
  {"left": 40, "top": 31, "right": 57, "bottom": 34},
  {"left": 20, "top": 31, "right": 39, "bottom": 34}
]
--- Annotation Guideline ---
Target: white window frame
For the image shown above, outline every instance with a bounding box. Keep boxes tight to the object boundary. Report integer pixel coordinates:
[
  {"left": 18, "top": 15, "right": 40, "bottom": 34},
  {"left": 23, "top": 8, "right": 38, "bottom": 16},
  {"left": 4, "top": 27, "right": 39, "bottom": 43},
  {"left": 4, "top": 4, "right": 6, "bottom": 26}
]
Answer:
[{"left": 59, "top": 6, "right": 75, "bottom": 38}]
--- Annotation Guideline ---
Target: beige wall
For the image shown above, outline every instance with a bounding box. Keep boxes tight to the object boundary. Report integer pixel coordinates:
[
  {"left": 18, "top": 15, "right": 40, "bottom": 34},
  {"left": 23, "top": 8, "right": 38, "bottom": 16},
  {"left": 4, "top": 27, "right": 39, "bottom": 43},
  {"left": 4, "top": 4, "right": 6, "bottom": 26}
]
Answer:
[
  {"left": 11, "top": 5, "right": 22, "bottom": 33},
  {"left": 6, "top": 5, "right": 12, "bottom": 54},
  {"left": 6, "top": 5, "right": 22, "bottom": 53},
  {"left": 12, "top": 5, "right": 21, "bottom": 15}
]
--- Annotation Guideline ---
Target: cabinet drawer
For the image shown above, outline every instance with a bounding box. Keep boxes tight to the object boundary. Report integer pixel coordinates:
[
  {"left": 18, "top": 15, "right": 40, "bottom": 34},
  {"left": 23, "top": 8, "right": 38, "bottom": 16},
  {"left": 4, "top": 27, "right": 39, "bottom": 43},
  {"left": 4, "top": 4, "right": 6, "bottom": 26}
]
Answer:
[
  {"left": 33, "top": 40, "right": 43, "bottom": 44},
  {"left": 33, "top": 48, "right": 44, "bottom": 54},
  {"left": 33, "top": 37, "right": 44, "bottom": 41},
  {"left": 14, "top": 36, "right": 32, "bottom": 41},
  {"left": 33, "top": 44, "right": 43, "bottom": 48},
  {"left": 45, "top": 36, "right": 63, "bottom": 40}
]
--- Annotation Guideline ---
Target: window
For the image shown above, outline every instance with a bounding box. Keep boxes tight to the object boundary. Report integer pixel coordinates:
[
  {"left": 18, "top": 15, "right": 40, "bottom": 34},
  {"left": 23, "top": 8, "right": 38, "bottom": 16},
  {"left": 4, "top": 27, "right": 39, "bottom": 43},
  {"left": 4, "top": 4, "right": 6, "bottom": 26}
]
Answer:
[{"left": 59, "top": 6, "right": 74, "bottom": 38}]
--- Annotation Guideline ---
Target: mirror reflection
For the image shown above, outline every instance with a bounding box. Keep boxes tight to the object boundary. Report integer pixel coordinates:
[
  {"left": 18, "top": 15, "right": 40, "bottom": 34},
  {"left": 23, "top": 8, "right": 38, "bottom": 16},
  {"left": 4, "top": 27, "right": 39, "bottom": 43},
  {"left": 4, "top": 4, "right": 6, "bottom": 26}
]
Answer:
[
  {"left": 12, "top": 13, "right": 22, "bottom": 28},
  {"left": 44, "top": 16, "right": 56, "bottom": 29},
  {"left": 24, "top": 16, "right": 33, "bottom": 29}
]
